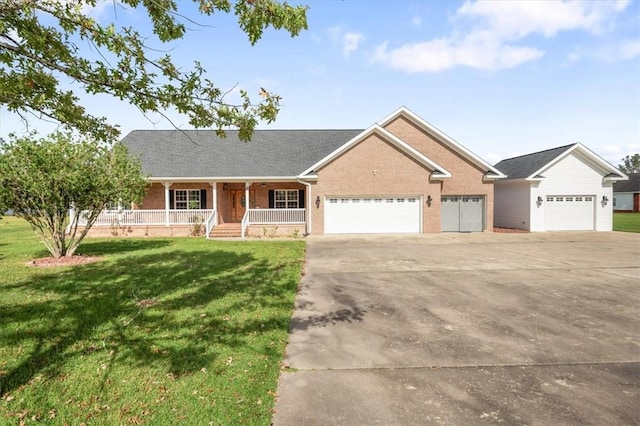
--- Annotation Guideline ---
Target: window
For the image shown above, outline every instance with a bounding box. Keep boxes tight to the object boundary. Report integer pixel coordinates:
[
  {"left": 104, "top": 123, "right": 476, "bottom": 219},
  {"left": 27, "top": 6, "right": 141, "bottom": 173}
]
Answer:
[
  {"left": 275, "top": 190, "right": 299, "bottom": 208},
  {"left": 408, "top": 198, "right": 416, "bottom": 203},
  {"left": 585, "top": 196, "right": 593, "bottom": 202},
  {"left": 556, "top": 197, "right": 564, "bottom": 202},
  {"left": 576, "top": 197, "right": 583, "bottom": 201},
  {"left": 329, "top": 198, "right": 338, "bottom": 204},
  {"left": 547, "top": 196, "right": 554, "bottom": 202},
  {"left": 385, "top": 198, "right": 394, "bottom": 203},
  {"left": 397, "top": 198, "right": 405, "bottom": 203},
  {"left": 175, "top": 189, "right": 201, "bottom": 209},
  {"left": 566, "top": 197, "right": 573, "bottom": 202},
  {"left": 352, "top": 198, "right": 360, "bottom": 203}
]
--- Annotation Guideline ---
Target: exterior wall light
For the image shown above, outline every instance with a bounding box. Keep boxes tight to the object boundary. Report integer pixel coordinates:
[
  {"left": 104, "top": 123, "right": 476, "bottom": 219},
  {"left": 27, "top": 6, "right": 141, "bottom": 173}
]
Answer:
[
  {"left": 602, "top": 195, "right": 609, "bottom": 206},
  {"left": 426, "top": 195, "right": 432, "bottom": 207},
  {"left": 537, "top": 196, "right": 543, "bottom": 207},
  {"left": 223, "top": 183, "right": 228, "bottom": 191},
  {"left": 315, "top": 196, "right": 321, "bottom": 208}
]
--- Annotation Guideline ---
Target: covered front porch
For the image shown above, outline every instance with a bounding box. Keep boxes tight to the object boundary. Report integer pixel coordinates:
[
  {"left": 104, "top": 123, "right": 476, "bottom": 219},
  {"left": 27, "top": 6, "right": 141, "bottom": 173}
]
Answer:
[{"left": 79, "top": 180, "right": 309, "bottom": 238}]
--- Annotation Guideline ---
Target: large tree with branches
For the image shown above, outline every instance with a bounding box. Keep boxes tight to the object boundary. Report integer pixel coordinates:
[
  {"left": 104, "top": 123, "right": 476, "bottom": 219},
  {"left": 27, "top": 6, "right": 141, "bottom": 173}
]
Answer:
[{"left": 0, "top": 0, "right": 308, "bottom": 141}]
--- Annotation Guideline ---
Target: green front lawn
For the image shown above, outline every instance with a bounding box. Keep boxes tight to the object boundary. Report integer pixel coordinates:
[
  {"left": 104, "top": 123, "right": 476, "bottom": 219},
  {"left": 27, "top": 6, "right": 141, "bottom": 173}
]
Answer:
[
  {"left": 613, "top": 212, "right": 640, "bottom": 233},
  {"left": 0, "top": 217, "right": 305, "bottom": 425}
]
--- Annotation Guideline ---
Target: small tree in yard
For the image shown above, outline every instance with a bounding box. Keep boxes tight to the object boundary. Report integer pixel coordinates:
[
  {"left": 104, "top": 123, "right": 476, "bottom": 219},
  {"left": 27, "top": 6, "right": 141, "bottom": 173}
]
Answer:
[{"left": 0, "top": 132, "right": 147, "bottom": 258}]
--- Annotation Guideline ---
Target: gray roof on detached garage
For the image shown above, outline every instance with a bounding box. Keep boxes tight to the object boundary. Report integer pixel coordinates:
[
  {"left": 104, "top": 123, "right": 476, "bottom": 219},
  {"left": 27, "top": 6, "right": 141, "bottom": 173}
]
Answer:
[
  {"left": 613, "top": 173, "right": 640, "bottom": 192},
  {"left": 121, "top": 129, "right": 363, "bottom": 178},
  {"left": 494, "top": 144, "right": 575, "bottom": 180}
]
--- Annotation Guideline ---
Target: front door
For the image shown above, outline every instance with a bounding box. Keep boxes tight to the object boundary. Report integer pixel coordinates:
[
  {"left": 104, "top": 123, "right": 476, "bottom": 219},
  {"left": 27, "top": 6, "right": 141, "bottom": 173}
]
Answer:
[
  {"left": 230, "top": 190, "right": 246, "bottom": 222},
  {"left": 230, "top": 190, "right": 255, "bottom": 222}
]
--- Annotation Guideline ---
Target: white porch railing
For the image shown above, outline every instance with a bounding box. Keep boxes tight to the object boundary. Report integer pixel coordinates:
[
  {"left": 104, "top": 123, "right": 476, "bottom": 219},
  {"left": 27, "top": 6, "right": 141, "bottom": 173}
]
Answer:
[
  {"left": 247, "top": 208, "right": 305, "bottom": 224},
  {"left": 205, "top": 209, "right": 217, "bottom": 239},
  {"left": 241, "top": 211, "right": 250, "bottom": 238},
  {"left": 79, "top": 209, "right": 214, "bottom": 226}
]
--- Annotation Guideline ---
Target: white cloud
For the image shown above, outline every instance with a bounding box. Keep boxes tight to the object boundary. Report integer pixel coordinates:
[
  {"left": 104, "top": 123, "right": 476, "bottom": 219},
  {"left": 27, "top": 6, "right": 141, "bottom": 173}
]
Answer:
[
  {"left": 411, "top": 16, "right": 423, "bottom": 27},
  {"left": 343, "top": 32, "right": 365, "bottom": 57},
  {"left": 372, "top": 35, "right": 543, "bottom": 73},
  {"left": 566, "top": 39, "right": 640, "bottom": 64},
  {"left": 327, "top": 26, "right": 365, "bottom": 58},
  {"left": 456, "top": 0, "right": 629, "bottom": 38},
  {"left": 372, "top": 0, "right": 631, "bottom": 73},
  {"left": 613, "top": 39, "right": 640, "bottom": 61}
]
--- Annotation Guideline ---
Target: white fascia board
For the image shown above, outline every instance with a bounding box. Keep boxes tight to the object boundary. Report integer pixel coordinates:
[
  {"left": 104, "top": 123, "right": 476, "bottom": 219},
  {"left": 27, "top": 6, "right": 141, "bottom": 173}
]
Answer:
[
  {"left": 527, "top": 143, "right": 628, "bottom": 181},
  {"left": 379, "top": 106, "right": 506, "bottom": 179},
  {"left": 148, "top": 176, "right": 300, "bottom": 183},
  {"left": 604, "top": 175, "right": 628, "bottom": 182},
  {"left": 430, "top": 172, "right": 451, "bottom": 180},
  {"left": 296, "top": 174, "right": 318, "bottom": 181},
  {"left": 298, "top": 124, "right": 451, "bottom": 177},
  {"left": 483, "top": 172, "right": 506, "bottom": 181}
]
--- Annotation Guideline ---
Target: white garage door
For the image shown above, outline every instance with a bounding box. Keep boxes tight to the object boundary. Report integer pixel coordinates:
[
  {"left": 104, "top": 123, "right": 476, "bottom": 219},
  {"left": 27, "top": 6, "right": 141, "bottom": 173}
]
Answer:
[
  {"left": 324, "top": 196, "right": 421, "bottom": 234},
  {"left": 544, "top": 195, "right": 595, "bottom": 231}
]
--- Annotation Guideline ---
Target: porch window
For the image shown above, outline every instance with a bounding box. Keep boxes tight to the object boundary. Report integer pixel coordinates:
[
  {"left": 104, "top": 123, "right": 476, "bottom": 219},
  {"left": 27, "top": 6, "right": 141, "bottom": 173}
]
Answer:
[
  {"left": 268, "top": 189, "right": 305, "bottom": 209},
  {"left": 173, "top": 189, "right": 203, "bottom": 209},
  {"left": 275, "top": 190, "right": 299, "bottom": 208}
]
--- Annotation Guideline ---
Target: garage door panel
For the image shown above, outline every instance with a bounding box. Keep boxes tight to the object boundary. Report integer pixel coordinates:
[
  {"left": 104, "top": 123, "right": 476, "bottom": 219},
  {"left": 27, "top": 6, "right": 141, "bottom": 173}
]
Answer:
[
  {"left": 441, "top": 196, "right": 484, "bottom": 232},
  {"left": 325, "top": 197, "right": 420, "bottom": 234},
  {"left": 544, "top": 195, "right": 594, "bottom": 231},
  {"left": 460, "top": 196, "right": 484, "bottom": 232}
]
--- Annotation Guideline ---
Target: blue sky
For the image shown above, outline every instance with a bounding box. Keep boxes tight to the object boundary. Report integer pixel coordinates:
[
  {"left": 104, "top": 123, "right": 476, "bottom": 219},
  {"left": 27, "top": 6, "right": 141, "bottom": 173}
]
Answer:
[{"left": 1, "top": 0, "right": 639, "bottom": 166}]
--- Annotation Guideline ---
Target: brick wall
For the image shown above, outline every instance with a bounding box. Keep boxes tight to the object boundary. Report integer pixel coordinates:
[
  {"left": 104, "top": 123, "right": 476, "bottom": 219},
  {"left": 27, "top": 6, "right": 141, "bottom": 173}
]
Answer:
[
  {"left": 311, "top": 132, "right": 441, "bottom": 234},
  {"left": 383, "top": 116, "right": 494, "bottom": 231}
]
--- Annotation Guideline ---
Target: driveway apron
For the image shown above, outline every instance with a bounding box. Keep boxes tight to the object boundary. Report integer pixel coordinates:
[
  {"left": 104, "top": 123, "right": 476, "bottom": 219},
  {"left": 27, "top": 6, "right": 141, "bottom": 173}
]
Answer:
[{"left": 273, "top": 232, "right": 640, "bottom": 425}]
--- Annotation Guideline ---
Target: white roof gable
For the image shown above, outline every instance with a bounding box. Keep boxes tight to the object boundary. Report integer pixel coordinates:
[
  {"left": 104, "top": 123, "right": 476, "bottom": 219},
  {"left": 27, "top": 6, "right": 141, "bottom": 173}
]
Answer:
[{"left": 530, "top": 143, "right": 627, "bottom": 182}]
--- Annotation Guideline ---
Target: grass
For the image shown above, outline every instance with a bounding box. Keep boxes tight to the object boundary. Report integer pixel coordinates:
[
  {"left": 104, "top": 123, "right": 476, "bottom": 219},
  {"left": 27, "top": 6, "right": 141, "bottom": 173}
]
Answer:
[
  {"left": 0, "top": 217, "right": 305, "bottom": 425},
  {"left": 613, "top": 212, "right": 640, "bottom": 233}
]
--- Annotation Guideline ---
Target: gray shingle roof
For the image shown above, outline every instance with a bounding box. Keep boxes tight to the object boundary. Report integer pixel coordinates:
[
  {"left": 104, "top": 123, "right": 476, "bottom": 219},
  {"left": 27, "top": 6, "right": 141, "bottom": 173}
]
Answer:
[
  {"left": 614, "top": 173, "right": 640, "bottom": 192},
  {"left": 121, "top": 129, "right": 363, "bottom": 178},
  {"left": 494, "top": 144, "right": 576, "bottom": 180}
]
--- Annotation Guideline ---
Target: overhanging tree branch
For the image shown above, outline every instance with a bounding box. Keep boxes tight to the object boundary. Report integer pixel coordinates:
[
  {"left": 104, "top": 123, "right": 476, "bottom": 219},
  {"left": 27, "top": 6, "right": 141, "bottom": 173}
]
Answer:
[{"left": 0, "top": 0, "right": 308, "bottom": 142}]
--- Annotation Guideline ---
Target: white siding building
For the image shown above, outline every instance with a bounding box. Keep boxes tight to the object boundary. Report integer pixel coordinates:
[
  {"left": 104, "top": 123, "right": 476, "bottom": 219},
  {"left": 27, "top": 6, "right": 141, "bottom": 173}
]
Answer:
[{"left": 494, "top": 144, "right": 627, "bottom": 232}]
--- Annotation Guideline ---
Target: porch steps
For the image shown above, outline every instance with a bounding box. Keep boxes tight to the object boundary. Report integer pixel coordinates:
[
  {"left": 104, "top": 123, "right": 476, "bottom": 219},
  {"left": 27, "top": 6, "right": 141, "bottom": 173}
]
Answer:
[{"left": 209, "top": 223, "right": 243, "bottom": 238}]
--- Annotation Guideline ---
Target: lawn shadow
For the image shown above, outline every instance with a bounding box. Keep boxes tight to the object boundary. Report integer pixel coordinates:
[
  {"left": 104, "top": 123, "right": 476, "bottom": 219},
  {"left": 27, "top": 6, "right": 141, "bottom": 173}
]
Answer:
[
  {"left": 0, "top": 247, "right": 300, "bottom": 396},
  {"left": 74, "top": 238, "right": 173, "bottom": 256}
]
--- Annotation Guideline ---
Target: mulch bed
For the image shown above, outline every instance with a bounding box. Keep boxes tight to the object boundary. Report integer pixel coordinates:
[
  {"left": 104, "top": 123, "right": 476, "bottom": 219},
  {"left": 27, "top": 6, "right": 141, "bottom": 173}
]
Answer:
[{"left": 27, "top": 255, "right": 102, "bottom": 268}]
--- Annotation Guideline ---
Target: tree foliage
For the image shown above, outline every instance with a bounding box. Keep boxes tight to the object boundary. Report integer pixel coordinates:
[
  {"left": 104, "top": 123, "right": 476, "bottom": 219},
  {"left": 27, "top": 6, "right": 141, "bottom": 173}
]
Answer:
[
  {"left": 618, "top": 153, "right": 640, "bottom": 174},
  {"left": 0, "top": 0, "right": 308, "bottom": 141},
  {"left": 0, "top": 132, "right": 148, "bottom": 257}
]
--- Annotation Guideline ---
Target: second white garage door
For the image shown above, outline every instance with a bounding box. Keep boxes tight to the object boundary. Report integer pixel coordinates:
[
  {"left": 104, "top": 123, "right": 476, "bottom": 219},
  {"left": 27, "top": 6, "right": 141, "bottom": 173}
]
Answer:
[
  {"left": 544, "top": 195, "right": 595, "bottom": 231},
  {"left": 324, "top": 196, "right": 421, "bottom": 234}
]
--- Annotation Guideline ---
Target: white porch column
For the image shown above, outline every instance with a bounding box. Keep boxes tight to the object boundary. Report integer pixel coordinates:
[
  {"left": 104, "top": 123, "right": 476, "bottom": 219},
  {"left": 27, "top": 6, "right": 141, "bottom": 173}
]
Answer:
[
  {"left": 211, "top": 181, "right": 217, "bottom": 216},
  {"left": 163, "top": 182, "right": 172, "bottom": 226},
  {"left": 245, "top": 182, "right": 251, "bottom": 213}
]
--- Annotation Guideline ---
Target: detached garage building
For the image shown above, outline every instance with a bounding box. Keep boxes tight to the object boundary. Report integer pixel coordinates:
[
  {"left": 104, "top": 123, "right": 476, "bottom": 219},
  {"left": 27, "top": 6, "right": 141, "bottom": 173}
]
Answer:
[{"left": 494, "top": 143, "right": 627, "bottom": 232}]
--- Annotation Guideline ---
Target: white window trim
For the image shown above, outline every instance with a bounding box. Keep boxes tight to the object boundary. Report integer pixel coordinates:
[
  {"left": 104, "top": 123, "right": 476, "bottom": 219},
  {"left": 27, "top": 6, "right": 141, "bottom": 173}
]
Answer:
[
  {"left": 275, "top": 189, "right": 299, "bottom": 209},
  {"left": 174, "top": 189, "right": 201, "bottom": 210}
]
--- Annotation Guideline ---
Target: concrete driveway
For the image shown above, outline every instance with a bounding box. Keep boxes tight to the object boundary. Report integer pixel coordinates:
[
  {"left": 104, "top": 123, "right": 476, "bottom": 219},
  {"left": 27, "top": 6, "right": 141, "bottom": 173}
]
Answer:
[{"left": 273, "top": 232, "right": 640, "bottom": 425}]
